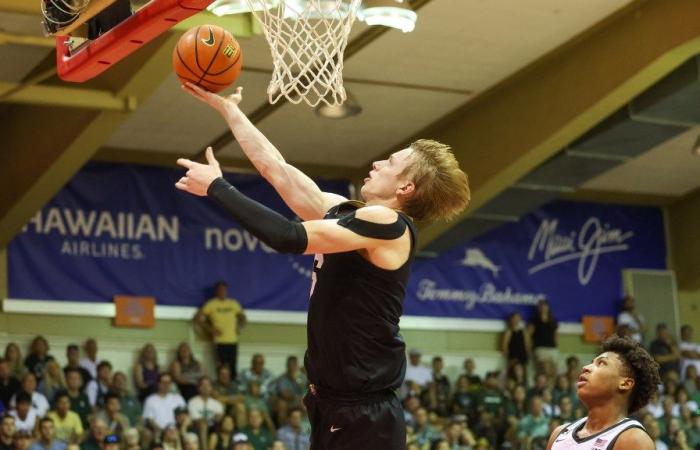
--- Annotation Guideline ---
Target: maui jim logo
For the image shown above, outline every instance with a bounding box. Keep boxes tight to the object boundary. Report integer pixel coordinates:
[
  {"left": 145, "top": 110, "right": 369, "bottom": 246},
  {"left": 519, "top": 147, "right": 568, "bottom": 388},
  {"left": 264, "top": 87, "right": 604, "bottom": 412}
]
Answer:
[{"left": 527, "top": 217, "right": 634, "bottom": 286}]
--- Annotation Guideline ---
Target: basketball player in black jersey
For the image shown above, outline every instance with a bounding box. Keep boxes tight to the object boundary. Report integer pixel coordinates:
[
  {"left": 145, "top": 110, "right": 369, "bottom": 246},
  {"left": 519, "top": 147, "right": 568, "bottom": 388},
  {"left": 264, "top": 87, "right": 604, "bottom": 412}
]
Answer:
[
  {"left": 546, "top": 336, "right": 661, "bottom": 450},
  {"left": 176, "top": 83, "right": 470, "bottom": 449}
]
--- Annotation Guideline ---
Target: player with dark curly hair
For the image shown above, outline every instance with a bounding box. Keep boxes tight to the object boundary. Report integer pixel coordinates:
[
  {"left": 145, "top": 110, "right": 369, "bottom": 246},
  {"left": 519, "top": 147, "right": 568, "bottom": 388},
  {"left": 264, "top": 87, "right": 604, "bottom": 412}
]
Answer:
[{"left": 546, "top": 336, "right": 661, "bottom": 450}]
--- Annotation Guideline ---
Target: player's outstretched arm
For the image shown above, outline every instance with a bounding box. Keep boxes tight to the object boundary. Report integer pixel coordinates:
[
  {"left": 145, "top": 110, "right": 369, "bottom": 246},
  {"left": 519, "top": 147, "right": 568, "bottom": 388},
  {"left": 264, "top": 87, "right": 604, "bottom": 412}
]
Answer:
[
  {"left": 182, "top": 83, "right": 346, "bottom": 220},
  {"left": 175, "top": 165, "right": 407, "bottom": 260}
]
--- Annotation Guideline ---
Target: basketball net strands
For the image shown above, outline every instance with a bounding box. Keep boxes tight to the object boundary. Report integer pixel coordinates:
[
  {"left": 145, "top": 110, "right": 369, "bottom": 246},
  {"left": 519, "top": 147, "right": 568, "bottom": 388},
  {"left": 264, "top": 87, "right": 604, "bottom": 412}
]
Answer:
[
  {"left": 46, "top": 0, "right": 361, "bottom": 107},
  {"left": 245, "top": 0, "right": 362, "bottom": 107}
]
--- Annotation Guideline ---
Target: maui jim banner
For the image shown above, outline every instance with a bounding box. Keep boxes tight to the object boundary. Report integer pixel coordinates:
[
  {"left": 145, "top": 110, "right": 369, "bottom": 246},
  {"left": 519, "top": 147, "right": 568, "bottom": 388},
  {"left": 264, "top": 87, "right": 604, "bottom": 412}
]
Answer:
[
  {"left": 8, "top": 162, "right": 349, "bottom": 310},
  {"left": 8, "top": 162, "right": 666, "bottom": 322},
  {"left": 404, "top": 201, "right": 666, "bottom": 322}
]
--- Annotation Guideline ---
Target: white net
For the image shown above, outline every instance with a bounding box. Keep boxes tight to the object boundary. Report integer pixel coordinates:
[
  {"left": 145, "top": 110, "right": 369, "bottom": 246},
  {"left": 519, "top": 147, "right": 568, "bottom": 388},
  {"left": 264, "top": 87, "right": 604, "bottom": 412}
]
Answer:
[{"left": 245, "top": 0, "right": 361, "bottom": 107}]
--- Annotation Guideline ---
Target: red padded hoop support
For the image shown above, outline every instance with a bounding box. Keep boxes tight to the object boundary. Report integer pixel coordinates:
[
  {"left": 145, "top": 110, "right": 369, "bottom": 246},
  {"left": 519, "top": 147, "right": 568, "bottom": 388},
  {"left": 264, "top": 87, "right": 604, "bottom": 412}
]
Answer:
[{"left": 57, "top": 0, "right": 213, "bottom": 82}]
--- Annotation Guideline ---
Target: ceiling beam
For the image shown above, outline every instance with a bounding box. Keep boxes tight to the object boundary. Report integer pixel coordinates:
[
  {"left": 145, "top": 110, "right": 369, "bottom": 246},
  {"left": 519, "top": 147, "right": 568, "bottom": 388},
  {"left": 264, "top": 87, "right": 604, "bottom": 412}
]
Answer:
[
  {"left": 0, "top": 81, "right": 134, "bottom": 110},
  {"left": 374, "top": 0, "right": 700, "bottom": 248}
]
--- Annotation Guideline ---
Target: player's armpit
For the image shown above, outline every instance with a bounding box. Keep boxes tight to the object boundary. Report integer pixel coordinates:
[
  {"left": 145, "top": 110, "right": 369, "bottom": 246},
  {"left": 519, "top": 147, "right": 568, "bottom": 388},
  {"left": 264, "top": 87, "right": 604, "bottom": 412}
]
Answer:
[
  {"left": 302, "top": 206, "right": 408, "bottom": 255},
  {"left": 612, "top": 427, "right": 654, "bottom": 450}
]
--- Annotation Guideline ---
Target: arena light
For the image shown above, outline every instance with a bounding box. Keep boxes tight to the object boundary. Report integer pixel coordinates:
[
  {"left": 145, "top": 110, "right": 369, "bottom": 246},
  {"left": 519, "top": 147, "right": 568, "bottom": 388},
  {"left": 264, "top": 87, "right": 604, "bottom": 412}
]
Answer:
[
  {"left": 315, "top": 91, "right": 362, "bottom": 118},
  {"left": 207, "top": 0, "right": 277, "bottom": 16},
  {"left": 282, "top": 0, "right": 353, "bottom": 20},
  {"left": 358, "top": 0, "right": 417, "bottom": 33}
]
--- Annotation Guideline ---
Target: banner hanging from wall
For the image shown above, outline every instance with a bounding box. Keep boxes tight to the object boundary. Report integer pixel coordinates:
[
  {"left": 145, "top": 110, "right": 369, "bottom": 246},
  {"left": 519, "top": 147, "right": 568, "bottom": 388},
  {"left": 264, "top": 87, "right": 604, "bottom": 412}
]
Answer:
[
  {"left": 8, "top": 162, "right": 349, "bottom": 311},
  {"left": 404, "top": 201, "right": 667, "bottom": 322},
  {"left": 8, "top": 163, "right": 667, "bottom": 322}
]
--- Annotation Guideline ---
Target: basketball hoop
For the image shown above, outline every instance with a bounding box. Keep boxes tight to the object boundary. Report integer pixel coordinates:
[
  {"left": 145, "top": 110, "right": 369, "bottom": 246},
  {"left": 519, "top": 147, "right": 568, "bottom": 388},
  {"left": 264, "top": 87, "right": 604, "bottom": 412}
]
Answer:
[{"left": 245, "top": 0, "right": 361, "bottom": 107}]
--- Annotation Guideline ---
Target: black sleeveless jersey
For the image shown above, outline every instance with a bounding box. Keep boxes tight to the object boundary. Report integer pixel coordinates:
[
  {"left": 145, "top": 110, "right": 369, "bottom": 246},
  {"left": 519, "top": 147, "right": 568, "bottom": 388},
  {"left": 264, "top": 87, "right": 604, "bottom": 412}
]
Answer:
[{"left": 303, "top": 201, "right": 417, "bottom": 397}]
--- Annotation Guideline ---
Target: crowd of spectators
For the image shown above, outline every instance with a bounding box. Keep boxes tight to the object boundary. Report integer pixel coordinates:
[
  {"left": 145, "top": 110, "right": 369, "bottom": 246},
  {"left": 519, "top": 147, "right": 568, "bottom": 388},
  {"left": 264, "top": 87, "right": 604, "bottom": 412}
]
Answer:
[{"left": 0, "top": 295, "right": 698, "bottom": 450}]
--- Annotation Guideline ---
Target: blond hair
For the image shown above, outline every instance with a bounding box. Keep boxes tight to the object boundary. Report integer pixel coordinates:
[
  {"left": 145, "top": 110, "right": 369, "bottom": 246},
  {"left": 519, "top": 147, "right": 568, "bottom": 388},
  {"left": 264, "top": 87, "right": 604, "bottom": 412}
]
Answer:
[{"left": 401, "top": 139, "right": 470, "bottom": 222}]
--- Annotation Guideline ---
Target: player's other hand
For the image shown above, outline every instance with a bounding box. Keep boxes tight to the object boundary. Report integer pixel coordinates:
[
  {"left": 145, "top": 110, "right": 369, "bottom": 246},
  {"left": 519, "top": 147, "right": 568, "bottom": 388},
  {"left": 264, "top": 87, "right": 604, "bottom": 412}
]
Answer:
[
  {"left": 182, "top": 82, "right": 243, "bottom": 113},
  {"left": 176, "top": 147, "right": 223, "bottom": 196}
]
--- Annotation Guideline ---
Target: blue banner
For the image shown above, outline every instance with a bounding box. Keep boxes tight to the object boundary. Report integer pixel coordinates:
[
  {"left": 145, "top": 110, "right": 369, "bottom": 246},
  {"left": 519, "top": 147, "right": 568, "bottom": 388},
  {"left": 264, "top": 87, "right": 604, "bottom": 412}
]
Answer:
[
  {"left": 8, "top": 162, "right": 667, "bottom": 322},
  {"left": 405, "top": 201, "right": 666, "bottom": 322},
  {"left": 8, "top": 162, "right": 349, "bottom": 311}
]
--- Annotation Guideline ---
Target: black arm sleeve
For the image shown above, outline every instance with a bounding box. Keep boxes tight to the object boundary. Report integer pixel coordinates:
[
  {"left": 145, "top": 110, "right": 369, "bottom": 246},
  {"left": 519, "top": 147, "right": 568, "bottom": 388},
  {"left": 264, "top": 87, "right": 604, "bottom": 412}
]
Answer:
[{"left": 207, "top": 177, "right": 308, "bottom": 254}]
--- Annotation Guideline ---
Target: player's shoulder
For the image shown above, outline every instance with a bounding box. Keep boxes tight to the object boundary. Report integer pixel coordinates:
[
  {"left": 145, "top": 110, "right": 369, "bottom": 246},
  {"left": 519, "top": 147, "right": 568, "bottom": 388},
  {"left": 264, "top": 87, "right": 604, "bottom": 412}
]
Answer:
[
  {"left": 612, "top": 426, "right": 654, "bottom": 450},
  {"left": 355, "top": 205, "right": 399, "bottom": 224},
  {"left": 545, "top": 423, "right": 569, "bottom": 450}
]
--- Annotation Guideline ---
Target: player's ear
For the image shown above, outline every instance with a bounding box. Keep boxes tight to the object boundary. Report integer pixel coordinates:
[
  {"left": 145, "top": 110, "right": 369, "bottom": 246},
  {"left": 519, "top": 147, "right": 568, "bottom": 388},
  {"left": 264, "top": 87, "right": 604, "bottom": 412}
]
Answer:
[
  {"left": 619, "top": 376, "right": 635, "bottom": 393},
  {"left": 396, "top": 181, "right": 415, "bottom": 198}
]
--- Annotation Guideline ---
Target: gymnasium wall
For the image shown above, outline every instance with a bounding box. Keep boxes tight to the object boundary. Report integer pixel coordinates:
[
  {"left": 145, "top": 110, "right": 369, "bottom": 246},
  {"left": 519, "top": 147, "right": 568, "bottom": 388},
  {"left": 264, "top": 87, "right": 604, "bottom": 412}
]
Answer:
[{"left": 0, "top": 247, "right": 599, "bottom": 382}]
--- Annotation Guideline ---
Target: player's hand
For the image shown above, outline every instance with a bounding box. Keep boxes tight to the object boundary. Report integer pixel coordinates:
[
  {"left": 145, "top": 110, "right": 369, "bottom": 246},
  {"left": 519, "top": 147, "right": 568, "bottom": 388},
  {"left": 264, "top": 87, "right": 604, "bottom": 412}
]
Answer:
[
  {"left": 182, "top": 82, "right": 243, "bottom": 113},
  {"left": 176, "top": 147, "right": 224, "bottom": 196}
]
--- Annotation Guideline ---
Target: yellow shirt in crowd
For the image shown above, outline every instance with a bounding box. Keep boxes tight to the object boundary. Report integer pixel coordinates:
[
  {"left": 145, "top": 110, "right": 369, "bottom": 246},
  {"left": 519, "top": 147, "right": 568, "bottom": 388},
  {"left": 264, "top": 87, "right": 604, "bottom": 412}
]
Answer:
[
  {"left": 47, "top": 410, "right": 84, "bottom": 442},
  {"left": 202, "top": 297, "right": 243, "bottom": 344}
]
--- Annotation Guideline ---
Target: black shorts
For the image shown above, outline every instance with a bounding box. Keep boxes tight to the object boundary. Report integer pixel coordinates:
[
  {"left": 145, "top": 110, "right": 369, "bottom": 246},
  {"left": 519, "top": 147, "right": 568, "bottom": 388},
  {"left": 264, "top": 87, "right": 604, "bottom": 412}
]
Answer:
[{"left": 303, "top": 389, "right": 406, "bottom": 450}]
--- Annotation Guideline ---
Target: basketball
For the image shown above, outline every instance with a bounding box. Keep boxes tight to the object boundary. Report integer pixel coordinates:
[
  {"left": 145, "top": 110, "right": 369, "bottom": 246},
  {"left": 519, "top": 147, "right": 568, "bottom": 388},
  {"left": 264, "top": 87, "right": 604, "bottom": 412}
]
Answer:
[{"left": 172, "top": 25, "right": 243, "bottom": 93}]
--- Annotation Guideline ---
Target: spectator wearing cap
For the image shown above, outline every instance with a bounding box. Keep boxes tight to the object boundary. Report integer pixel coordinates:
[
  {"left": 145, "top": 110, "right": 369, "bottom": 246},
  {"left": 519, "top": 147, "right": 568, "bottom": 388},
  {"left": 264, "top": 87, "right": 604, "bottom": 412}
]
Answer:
[
  {"left": 0, "top": 415, "right": 15, "bottom": 450},
  {"left": 242, "top": 409, "right": 274, "bottom": 450},
  {"left": 650, "top": 323, "right": 681, "bottom": 377},
  {"left": 29, "top": 418, "right": 67, "bottom": 450},
  {"left": 0, "top": 359, "right": 21, "bottom": 411},
  {"left": 62, "top": 346, "right": 91, "bottom": 389},
  {"left": 102, "top": 435, "right": 119, "bottom": 450},
  {"left": 9, "top": 392, "right": 38, "bottom": 433},
  {"left": 196, "top": 281, "right": 246, "bottom": 377},
  {"left": 276, "top": 409, "right": 309, "bottom": 450},
  {"left": 617, "top": 295, "right": 646, "bottom": 344},
  {"left": 13, "top": 430, "right": 33, "bottom": 450},
  {"left": 231, "top": 433, "right": 249, "bottom": 450},
  {"left": 143, "top": 373, "right": 186, "bottom": 434},
  {"left": 64, "top": 369, "right": 91, "bottom": 430},
  {"left": 79, "top": 340, "right": 101, "bottom": 381},
  {"left": 80, "top": 418, "right": 107, "bottom": 450},
  {"left": 187, "top": 377, "right": 223, "bottom": 429},
  {"left": 47, "top": 391, "right": 84, "bottom": 443},
  {"left": 85, "top": 361, "right": 113, "bottom": 408},
  {"left": 405, "top": 349, "right": 432, "bottom": 389},
  {"left": 174, "top": 406, "right": 195, "bottom": 437},
  {"left": 95, "top": 393, "right": 130, "bottom": 437}
]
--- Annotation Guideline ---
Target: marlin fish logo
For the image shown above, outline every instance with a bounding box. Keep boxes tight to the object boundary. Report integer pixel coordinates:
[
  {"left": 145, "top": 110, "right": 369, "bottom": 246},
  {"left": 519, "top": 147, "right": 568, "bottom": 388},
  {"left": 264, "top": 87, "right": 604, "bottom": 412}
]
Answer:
[
  {"left": 201, "top": 27, "right": 215, "bottom": 47},
  {"left": 461, "top": 248, "right": 500, "bottom": 277}
]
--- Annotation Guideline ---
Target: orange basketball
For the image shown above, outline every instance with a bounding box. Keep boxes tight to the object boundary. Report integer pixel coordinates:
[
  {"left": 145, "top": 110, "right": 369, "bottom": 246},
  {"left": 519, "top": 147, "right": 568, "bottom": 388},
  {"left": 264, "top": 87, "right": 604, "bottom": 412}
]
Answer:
[{"left": 172, "top": 25, "right": 242, "bottom": 93}]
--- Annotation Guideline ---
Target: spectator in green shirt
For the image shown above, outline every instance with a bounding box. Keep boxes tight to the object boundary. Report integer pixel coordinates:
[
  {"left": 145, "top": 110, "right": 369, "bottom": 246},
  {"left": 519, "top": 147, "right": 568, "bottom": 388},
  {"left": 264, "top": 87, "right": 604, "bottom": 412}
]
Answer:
[
  {"left": 64, "top": 369, "right": 91, "bottom": 429},
  {"left": 242, "top": 409, "right": 274, "bottom": 450},
  {"left": 517, "top": 396, "right": 549, "bottom": 448}
]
